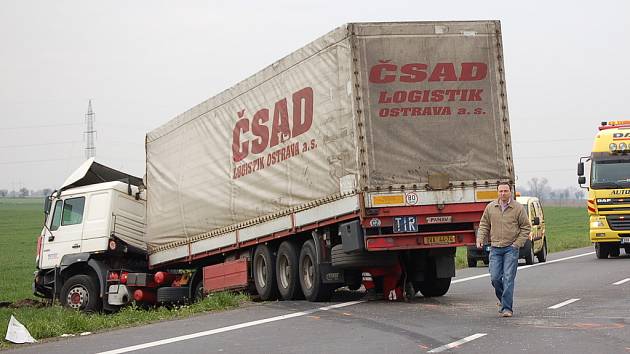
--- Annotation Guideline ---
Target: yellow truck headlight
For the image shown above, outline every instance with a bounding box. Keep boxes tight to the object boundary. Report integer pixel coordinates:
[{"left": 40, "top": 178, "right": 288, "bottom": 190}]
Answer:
[
  {"left": 609, "top": 143, "right": 617, "bottom": 152},
  {"left": 591, "top": 220, "right": 605, "bottom": 228},
  {"left": 619, "top": 142, "right": 628, "bottom": 151}
]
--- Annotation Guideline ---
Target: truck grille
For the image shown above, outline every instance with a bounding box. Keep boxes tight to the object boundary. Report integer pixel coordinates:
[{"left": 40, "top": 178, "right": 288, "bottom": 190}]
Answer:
[
  {"left": 597, "top": 198, "right": 630, "bottom": 213},
  {"left": 606, "top": 215, "right": 630, "bottom": 231}
]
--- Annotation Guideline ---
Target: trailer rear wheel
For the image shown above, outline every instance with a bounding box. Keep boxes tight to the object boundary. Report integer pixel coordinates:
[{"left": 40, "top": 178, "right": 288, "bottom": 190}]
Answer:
[
  {"left": 253, "top": 244, "right": 278, "bottom": 301},
  {"left": 60, "top": 274, "right": 101, "bottom": 313},
  {"left": 416, "top": 277, "right": 451, "bottom": 297},
  {"left": 299, "top": 240, "right": 332, "bottom": 302},
  {"left": 276, "top": 241, "right": 303, "bottom": 300}
]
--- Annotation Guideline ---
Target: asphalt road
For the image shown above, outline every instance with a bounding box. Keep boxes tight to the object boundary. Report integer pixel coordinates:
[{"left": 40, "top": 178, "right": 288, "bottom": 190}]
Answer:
[{"left": 6, "top": 246, "right": 630, "bottom": 354}]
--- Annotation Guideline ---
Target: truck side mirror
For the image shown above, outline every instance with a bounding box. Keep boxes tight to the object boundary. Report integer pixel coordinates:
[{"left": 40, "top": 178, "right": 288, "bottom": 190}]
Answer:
[
  {"left": 578, "top": 176, "right": 586, "bottom": 185},
  {"left": 44, "top": 197, "right": 51, "bottom": 215},
  {"left": 577, "top": 162, "right": 584, "bottom": 176},
  {"left": 532, "top": 216, "right": 540, "bottom": 226}
]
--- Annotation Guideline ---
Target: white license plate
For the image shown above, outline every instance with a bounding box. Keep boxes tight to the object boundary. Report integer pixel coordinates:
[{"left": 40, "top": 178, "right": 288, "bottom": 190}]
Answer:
[
  {"left": 426, "top": 216, "right": 452, "bottom": 224},
  {"left": 621, "top": 237, "right": 630, "bottom": 244}
]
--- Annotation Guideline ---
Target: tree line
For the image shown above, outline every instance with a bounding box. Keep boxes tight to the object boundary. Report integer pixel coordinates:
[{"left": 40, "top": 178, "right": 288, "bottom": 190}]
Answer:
[
  {"left": 517, "top": 177, "right": 585, "bottom": 203},
  {"left": 0, "top": 188, "right": 53, "bottom": 198}
]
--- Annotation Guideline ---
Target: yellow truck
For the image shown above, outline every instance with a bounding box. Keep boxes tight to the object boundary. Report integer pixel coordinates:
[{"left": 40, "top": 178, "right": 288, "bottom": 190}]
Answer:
[{"left": 578, "top": 120, "right": 630, "bottom": 259}]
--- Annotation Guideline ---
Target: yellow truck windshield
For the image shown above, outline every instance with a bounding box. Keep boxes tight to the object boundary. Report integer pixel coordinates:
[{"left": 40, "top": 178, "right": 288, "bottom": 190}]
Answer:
[{"left": 591, "top": 159, "right": 630, "bottom": 189}]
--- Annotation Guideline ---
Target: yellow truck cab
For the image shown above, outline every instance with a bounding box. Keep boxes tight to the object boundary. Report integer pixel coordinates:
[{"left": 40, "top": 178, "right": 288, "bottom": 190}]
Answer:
[
  {"left": 578, "top": 120, "right": 630, "bottom": 259},
  {"left": 466, "top": 194, "right": 547, "bottom": 267}
]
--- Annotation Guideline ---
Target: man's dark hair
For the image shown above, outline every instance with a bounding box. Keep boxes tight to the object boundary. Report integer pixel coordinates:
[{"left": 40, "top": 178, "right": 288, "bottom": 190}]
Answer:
[{"left": 497, "top": 182, "right": 511, "bottom": 190}]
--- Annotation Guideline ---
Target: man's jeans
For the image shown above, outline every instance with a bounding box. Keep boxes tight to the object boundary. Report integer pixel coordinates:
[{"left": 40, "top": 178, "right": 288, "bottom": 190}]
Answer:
[{"left": 489, "top": 245, "right": 519, "bottom": 313}]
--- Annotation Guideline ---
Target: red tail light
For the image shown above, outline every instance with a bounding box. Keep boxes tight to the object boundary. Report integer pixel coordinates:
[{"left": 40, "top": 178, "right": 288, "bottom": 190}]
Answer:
[
  {"left": 108, "top": 271, "right": 120, "bottom": 281},
  {"left": 133, "top": 289, "right": 156, "bottom": 303},
  {"left": 154, "top": 271, "right": 174, "bottom": 285},
  {"left": 120, "top": 272, "right": 129, "bottom": 284}
]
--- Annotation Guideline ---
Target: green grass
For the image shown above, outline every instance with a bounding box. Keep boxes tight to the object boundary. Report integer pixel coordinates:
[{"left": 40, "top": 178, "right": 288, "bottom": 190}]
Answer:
[
  {"left": 0, "top": 198, "right": 43, "bottom": 302},
  {"left": 0, "top": 198, "right": 249, "bottom": 350},
  {"left": 455, "top": 206, "right": 590, "bottom": 268}
]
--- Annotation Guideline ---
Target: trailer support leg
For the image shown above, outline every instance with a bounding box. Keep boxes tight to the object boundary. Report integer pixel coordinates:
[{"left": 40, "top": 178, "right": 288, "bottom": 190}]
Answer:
[{"left": 364, "top": 263, "right": 403, "bottom": 301}]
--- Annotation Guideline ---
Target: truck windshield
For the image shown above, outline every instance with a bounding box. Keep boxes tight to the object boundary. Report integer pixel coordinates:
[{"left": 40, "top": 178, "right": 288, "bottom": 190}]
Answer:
[{"left": 590, "top": 159, "right": 630, "bottom": 189}]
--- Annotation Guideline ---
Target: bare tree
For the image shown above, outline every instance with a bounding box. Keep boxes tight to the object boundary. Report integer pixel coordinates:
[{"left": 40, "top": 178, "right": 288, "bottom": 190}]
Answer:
[
  {"left": 574, "top": 188, "right": 585, "bottom": 200},
  {"left": 527, "top": 177, "right": 550, "bottom": 202},
  {"left": 19, "top": 188, "right": 30, "bottom": 198}
]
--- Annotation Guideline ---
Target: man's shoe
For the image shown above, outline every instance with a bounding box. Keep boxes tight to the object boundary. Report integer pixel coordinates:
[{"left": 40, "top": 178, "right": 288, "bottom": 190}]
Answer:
[
  {"left": 501, "top": 310, "right": 513, "bottom": 317},
  {"left": 496, "top": 302, "right": 502, "bottom": 313}
]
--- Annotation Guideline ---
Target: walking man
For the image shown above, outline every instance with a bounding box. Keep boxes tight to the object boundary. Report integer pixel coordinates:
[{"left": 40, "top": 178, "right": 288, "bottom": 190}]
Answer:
[{"left": 476, "top": 182, "right": 531, "bottom": 317}]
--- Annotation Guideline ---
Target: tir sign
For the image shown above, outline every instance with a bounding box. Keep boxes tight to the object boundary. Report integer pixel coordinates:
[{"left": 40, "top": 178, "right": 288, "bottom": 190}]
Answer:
[{"left": 393, "top": 216, "right": 417, "bottom": 233}]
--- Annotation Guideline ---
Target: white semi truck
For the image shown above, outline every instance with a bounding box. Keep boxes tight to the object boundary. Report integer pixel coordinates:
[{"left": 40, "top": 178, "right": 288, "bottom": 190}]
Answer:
[{"left": 34, "top": 21, "right": 514, "bottom": 312}]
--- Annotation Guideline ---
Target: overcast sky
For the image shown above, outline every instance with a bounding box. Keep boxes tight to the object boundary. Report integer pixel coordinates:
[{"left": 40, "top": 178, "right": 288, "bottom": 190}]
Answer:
[{"left": 1, "top": 0, "right": 628, "bottom": 192}]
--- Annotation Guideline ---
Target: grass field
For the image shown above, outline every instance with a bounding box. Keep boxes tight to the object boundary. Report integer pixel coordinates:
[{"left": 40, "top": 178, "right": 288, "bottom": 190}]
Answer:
[{"left": 0, "top": 199, "right": 591, "bottom": 349}]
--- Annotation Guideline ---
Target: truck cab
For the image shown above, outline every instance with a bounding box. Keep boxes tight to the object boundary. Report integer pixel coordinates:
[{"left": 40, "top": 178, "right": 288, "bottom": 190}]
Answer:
[
  {"left": 34, "top": 158, "right": 147, "bottom": 312},
  {"left": 578, "top": 120, "right": 630, "bottom": 258}
]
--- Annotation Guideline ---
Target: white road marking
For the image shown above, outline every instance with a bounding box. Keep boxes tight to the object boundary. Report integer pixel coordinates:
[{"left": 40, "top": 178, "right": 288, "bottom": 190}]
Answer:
[
  {"left": 613, "top": 278, "right": 630, "bottom": 285},
  {"left": 427, "top": 333, "right": 487, "bottom": 353},
  {"left": 548, "top": 298, "right": 580, "bottom": 309},
  {"left": 96, "top": 300, "right": 364, "bottom": 354},
  {"left": 452, "top": 251, "right": 595, "bottom": 284}
]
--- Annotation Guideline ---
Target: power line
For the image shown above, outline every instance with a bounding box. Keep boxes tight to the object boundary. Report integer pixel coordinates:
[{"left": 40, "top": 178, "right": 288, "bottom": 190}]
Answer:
[
  {"left": 0, "top": 141, "right": 82, "bottom": 149},
  {"left": 0, "top": 157, "right": 82, "bottom": 165},
  {"left": 515, "top": 154, "right": 577, "bottom": 159},
  {"left": 513, "top": 138, "right": 591, "bottom": 144},
  {"left": 0, "top": 123, "right": 82, "bottom": 130},
  {"left": 517, "top": 168, "right": 576, "bottom": 173}
]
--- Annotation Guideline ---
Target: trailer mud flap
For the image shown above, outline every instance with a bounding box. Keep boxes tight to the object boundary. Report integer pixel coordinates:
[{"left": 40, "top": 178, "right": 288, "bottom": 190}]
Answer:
[
  {"left": 157, "top": 286, "right": 190, "bottom": 303},
  {"left": 319, "top": 263, "right": 344, "bottom": 284},
  {"left": 434, "top": 255, "right": 455, "bottom": 278}
]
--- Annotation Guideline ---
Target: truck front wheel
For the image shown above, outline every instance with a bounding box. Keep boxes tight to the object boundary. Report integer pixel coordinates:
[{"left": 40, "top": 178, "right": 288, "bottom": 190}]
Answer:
[
  {"left": 60, "top": 274, "right": 101, "bottom": 313},
  {"left": 595, "top": 243, "right": 609, "bottom": 259}
]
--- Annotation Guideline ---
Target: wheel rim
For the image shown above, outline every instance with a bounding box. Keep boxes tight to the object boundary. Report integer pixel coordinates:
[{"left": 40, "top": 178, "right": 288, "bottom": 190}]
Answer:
[
  {"left": 278, "top": 254, "right": 291, "bottom": 289},
  {"left": 255, "top": 254, "right": 268, "bottom": 288},
  {"left": 67, "top": 285, "right": 88, "bottom": 309},
  {"left": 301, "top": 255, "right": 314, "bottom": 290}
]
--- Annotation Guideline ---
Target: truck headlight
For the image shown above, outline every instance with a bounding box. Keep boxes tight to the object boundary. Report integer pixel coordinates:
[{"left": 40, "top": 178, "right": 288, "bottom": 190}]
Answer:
[
  {"left": 619, "top": 142, "right": 628, "bottom": 151},
  {"left": 591, "top": 220, "right": 605, "bottom": 228},
  {"left": 609, "top": 143, "right": 617, "bottom": 152}
]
